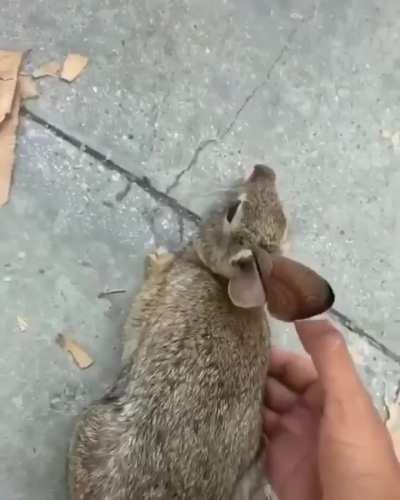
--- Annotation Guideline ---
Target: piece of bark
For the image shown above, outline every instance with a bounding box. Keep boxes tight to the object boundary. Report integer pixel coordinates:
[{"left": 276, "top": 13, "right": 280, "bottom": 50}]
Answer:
[
  {"left": 56, "top": 334, "right": 94, "bottom": 369},
  {"left": 60, "top": 53, "right": 88, "bottom": 82},
  {"left": 0, "top": 89, "right": 21, "bottom": 207},
  {"left": 19, "top": 75, "right": 39, "bottom": 99},
  {"left": 0, "top": 50, "right": 23, "bottom": 124},
  {"left": 32, "top": 61, "right": 61, "bottom": 79}
]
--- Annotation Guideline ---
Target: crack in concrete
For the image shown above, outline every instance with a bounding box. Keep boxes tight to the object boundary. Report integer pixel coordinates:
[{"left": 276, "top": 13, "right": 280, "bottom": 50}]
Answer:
[
  {"left": 177, "top": 215, "right": 184, "bottom": 244},
  {"left": 220, "top": 28, "right": 297, "bottom": 141},
  {"left": 166, "top": 138, "right": 217, "bottom": 194},
  {"left": 23, "top": 107, "right": 201, "bottom": 225},
  {"left": 329, "top": 308, "right": 400, "bottom": 365},
  {"left": 146, "top": 87, "right": 171, "bottom": 162},
  {"left": 165, "top": 27, "right": 300, "bottom": 195},
  {"left": 115, "top": 180, "right": 132, "bottom": 202},
  {"left": 164, "top": 5, "right": 319, "bottom": 195}
]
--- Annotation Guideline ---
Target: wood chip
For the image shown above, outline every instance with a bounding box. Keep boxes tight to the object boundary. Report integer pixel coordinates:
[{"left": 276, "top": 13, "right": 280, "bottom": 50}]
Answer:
[
  {"left": 56, "top": 334, "right": 94, "bottom": 369},
  {"left": 0, "top": 89, "right": 21, "bottom": 207},
  {"left": 17, "top": 316, "right": 28, "bottom": 332},
  {"left": 19, "top": 75, "right": 39, "bottom": 100},
  {"left": 97, "top": 289, "right": 127, "bottom": 299},
  {"left": 60, "top": 53, "right": 88, "bottom": 82},
  {"left": 32, "top": 60, "right": 61, "bottom": 79},
  {"left": 0, "top": 50, "right": 23, "bottom": 124}
]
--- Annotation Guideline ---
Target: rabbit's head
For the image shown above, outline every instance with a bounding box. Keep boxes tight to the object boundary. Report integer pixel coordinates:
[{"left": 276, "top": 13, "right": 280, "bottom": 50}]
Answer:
[{"left": 194, "top": 165, "right": 334, "bottom": 320}]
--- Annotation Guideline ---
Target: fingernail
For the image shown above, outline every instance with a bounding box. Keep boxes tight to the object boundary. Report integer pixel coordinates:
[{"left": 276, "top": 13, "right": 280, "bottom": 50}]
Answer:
[
  {"left": 295, "top": 318, "right": 333, "bottom": 332},
  {"left": 295, "top": 317, "right": 331, "bottom": 326}
]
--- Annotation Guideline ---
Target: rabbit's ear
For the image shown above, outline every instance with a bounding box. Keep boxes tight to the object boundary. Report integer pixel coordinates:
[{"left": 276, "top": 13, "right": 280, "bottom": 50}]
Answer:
[
  {"left": 265, "top": 256, "right": 334, "bottom": 321},
  {"left": 228, "top": 249, "right": 272, "bottom": 308},
  {"left": 223, "top": 197, "right": 247, "bottom": 234},
  {"left": 227, "top": 249, "right": 334, "bottom": 316}
]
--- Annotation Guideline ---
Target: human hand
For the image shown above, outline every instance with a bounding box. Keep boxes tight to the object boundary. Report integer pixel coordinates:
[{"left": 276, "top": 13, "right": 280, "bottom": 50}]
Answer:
[{"left": 263, "top": 319, "right": 400, "bottom": 500}]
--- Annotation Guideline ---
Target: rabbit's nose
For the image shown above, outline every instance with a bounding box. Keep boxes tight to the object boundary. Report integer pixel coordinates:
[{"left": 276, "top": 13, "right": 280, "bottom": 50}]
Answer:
[{"left": 247, "top": 164, "right": 276, "bottom": 183}]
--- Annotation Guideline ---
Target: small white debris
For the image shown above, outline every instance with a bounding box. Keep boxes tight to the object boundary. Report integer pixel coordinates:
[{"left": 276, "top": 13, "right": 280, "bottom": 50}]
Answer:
[
  {"left": 381, "top": 128, "right": 400, "bottom": 149},
  {"left": 17, "top": 316, "right": 28, "bottom": 332},
  {"left": 391, "top": 131, "right": 400, "bottom": 148},
  {"left": 290, "top": 12, "right": 304, "bottom": 20}
]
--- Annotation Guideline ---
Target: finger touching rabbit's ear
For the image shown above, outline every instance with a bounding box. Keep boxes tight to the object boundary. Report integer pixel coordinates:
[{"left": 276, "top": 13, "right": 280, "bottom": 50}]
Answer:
[
  {"left": 228, "top": 250, "right": 271, "bottom": 309},
  {"left": 265, "top": 257, "right": 335, "bottom": 321}
]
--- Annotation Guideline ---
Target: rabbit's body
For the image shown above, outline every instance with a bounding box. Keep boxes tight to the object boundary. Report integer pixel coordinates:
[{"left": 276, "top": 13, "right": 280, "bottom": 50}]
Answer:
[
  {"left": 70, "top": 249, "right": 269, "bottom": 500},
  {"left": 69, "top": 166, "right": 334, "bottom": 500}
]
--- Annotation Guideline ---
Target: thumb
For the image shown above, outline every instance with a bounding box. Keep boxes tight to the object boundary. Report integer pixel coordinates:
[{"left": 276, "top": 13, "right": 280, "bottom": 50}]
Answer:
[
  {"left": 296, "top": 320, "right": 400, "bottom": 500},
  {"left": 295, "top": 320, "right": 370, "bottom": 409}
]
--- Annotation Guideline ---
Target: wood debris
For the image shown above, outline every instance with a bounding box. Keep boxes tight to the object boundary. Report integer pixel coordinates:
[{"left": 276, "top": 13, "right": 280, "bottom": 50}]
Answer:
[
  {"left": 60, "top": 53, "right": 88, "bottom": 82},
  {"left": 19, "top": 75, "right": 39, "bottom": 100},
  {"left": 32, "top": 60, "right": 61, "bottom": 79},
  {"left": 0, "top": 50, "right": 23, "bottom": 124},
  {"left": 16, "top": 316, "right": 28, "bottom": 332},
  {"left": 0, "top": 88, "right": 21, "bottom": 207},
  {"left": 56, "top": 334, "right": 94, "bottom": 369},
  {"left": 0, "top": 48, "right": 89, "bottom": 207},
  {"left": 97, "top": 289, "right": 126, "bottom": 299}
]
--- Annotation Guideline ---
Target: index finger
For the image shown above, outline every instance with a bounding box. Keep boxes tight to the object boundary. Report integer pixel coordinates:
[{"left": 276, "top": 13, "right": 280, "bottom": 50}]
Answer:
[
  {"left": 268, "top": 347, "right": 318, "bottom": 394},
  {"left": 295, "top": 319, "right": 371, "bottom": 407}
]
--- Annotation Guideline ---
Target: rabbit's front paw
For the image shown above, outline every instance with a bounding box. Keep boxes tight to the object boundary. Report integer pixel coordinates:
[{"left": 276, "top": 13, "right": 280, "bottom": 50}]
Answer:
[{"left": 144, "top": 247, "right": 174, "bottom": 279}]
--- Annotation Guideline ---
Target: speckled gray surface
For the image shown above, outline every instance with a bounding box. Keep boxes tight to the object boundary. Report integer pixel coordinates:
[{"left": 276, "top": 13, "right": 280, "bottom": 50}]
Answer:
[{"left": 1, "top": 0, "right": 400, "bottom": 499}]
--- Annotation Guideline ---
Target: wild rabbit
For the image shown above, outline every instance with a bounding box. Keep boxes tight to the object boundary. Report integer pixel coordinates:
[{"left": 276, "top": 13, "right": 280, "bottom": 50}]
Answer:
[{"left": 68, "top": 165, "right": 334, "bottom": 500}]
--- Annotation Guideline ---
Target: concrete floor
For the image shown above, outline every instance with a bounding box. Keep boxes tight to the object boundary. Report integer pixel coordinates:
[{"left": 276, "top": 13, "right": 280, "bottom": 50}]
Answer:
[{"left": 1, "top": 0, "right": 400, "bottom": 498}]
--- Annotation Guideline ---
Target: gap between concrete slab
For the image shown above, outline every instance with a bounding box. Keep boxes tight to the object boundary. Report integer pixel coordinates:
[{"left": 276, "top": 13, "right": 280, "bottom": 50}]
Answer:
[{"left": 22, "top": 107, "right": 201, "bottom": 225}]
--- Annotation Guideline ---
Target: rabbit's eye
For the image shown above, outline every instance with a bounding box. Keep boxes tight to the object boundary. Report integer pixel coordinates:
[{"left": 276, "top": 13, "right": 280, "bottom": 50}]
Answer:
[
  {"left": 260, "top": 242, "right": 273, "bottom": 253},
  {"left": 260, "top": 242, "right": 280, "bottom": 255}
]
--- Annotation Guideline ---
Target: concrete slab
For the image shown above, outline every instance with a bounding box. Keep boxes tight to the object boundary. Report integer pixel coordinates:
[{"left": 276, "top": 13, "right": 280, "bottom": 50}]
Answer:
[
  {"left": 1, "top": 0, "right": 313, "bottom": 186},
  {"left": 0, "top": 119, "right": 190, "bottom": 500}
]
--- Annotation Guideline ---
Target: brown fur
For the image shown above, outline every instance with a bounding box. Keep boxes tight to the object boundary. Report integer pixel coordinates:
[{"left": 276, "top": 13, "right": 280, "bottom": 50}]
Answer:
[{"left": 68, "top": 165, "right": 333, "bottom": 500}]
